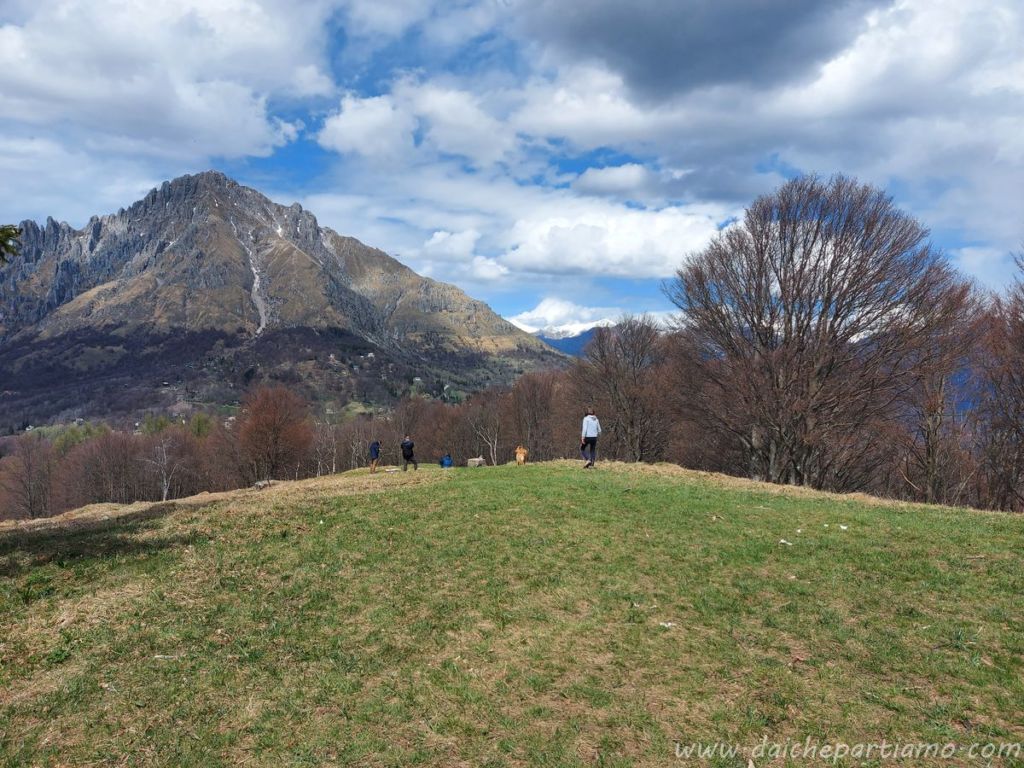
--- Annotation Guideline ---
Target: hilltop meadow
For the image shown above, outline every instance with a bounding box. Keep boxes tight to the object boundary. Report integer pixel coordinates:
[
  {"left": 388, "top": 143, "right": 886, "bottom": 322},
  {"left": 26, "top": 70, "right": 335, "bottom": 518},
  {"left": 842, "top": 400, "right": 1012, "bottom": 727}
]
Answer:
[{"left": 2, "top": 462, "right": 1021, "bottom": 766}]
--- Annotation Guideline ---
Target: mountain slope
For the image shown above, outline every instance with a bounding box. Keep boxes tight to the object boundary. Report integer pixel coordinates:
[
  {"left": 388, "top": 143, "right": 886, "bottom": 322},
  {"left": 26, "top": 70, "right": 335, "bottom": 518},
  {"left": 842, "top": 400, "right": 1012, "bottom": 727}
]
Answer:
[
  {"left": 0, "top": 172, "right": 561, "bottom": 429},
  {"left": 536, "top": 327, "right": 599, "bottom": 356}
]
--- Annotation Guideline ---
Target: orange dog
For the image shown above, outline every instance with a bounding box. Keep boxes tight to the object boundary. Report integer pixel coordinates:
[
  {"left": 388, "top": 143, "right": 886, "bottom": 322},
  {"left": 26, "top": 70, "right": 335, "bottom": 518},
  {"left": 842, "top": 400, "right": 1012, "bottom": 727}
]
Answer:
[{"left": 515, "top": 445, "right": 529, "bottom": 465}]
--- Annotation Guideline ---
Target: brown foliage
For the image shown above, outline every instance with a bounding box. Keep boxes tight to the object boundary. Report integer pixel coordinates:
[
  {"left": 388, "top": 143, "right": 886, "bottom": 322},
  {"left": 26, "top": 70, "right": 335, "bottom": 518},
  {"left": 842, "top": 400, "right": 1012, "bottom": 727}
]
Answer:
[
  {"left": 0, "top": 434, "right": 55, "bottom": 519},
  {"left": 666, "top": 174, "right": 976, "bottom": 489},
  {"left": 237, "top": 386, "right": 313, "bottom": 483},
  {"left": 972, "top": 267, "right": 1024, "bottom": 510},
  {"left": 59, "top": 431, "right": 152, "bottom": 508},
  {"left": 574, "top": 316, "right": 672, "bottom": 462}
]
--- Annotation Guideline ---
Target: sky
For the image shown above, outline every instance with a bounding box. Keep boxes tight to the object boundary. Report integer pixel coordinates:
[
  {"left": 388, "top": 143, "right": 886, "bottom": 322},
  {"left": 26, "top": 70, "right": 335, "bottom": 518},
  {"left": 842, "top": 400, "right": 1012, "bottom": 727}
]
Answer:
[{"left": 1, "top": 0, "right": 1021, "bottom": 334}]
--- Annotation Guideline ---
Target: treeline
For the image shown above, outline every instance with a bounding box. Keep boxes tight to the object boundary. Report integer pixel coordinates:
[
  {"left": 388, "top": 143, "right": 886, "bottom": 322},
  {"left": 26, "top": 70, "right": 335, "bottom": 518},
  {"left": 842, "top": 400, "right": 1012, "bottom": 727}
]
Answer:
[
  {"left": 0, "top": 376, "right": 584, "bottom": 519},
  {"left": 3, "top": 175, "right": 1024, "bottom": 517}
]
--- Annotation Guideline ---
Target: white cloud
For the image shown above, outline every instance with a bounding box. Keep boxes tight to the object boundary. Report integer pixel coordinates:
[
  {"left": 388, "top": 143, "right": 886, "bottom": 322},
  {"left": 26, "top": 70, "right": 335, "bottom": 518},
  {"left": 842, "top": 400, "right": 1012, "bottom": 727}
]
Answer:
[
  {"left": 501, "top": 204, "right": 723, "bottom": 278},
  {"left": 951, "top": 246, "right": 1018, "bottom": 290},
  {"left": 421, "top": 229, "right": 481, "bottom": 260},
  {"left": 469, "top": 255, "right": 510, "bottom": 281},
  {"left": 294, "top": 64, "right": 336, "bottom": 97},
  {"left": 302, "top": 157, "right": 731, "bottom": 291},
  {"left": 512, "top": 66, "right": 664, "bottom": 149},
  {"left": 507, "top": 297, "right": 677, "bottom": 336},
  {"left": 0, "top": 0, "right": 336, "bottom": 159},
  {"left": 318, "top": 94, "right": 417, "bottom": 158},
  {"left": 317, "top": 80, "right": 519, "bottom": 168},
  {"left": 573, "top": 163, "right": 654, "bottom": 196},
  {"left": 334, "top": 0, "right": 434, "bottom": 38},
  {"left": 401, "top": 81, "right": 517, "bottom": 167},
  {"left": 508, "top": 297, "right": 619, "bottom": 334},
  {"left": 0, "top": 135, "right": 159, "bottom": 227}
]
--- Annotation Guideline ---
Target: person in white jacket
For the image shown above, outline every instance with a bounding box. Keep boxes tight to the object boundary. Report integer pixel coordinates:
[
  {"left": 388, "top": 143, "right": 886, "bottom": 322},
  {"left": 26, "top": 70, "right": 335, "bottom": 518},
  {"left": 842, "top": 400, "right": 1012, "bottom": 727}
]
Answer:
[{"left": 581, "top": 408, "right": 602, "bottom": 468}]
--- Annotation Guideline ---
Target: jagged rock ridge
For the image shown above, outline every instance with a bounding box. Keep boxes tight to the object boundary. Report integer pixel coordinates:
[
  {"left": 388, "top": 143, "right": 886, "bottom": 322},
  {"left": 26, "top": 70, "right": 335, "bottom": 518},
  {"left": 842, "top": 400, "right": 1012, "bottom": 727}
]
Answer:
[{"left": 0, "top": 172, "right": 560, "bottom": 428}]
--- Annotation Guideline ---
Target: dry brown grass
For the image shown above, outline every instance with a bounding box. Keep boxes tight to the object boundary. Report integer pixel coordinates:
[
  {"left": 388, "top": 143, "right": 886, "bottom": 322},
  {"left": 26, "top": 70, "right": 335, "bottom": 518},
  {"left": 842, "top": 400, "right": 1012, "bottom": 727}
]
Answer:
[{"left": 0, "top": 466, "right": 444, "bottom": 537}]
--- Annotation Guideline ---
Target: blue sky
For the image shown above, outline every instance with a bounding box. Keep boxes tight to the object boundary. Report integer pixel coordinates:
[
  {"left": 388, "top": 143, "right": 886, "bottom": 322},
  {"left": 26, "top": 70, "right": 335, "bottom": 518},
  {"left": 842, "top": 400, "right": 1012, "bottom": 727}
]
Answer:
[{"left": 1, "top": 0, "right": 1022, "bottom": 333}]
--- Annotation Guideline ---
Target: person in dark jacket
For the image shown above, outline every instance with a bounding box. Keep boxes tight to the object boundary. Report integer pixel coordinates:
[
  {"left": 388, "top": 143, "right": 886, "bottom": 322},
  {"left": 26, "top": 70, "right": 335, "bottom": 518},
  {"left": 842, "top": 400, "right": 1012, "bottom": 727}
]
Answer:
[
  {"left": 368, "top": 439, "right": 381, "bottom": 473},
  {"left": 400, "top": 435, "right": 418, "bottom": 471}
]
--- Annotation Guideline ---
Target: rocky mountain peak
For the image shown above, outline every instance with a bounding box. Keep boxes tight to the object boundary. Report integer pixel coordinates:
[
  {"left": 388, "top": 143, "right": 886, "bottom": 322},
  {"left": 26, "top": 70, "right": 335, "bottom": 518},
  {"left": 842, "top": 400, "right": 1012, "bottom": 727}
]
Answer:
[{"left": 0, "top": 172, "right": 561, "bottom": 429}]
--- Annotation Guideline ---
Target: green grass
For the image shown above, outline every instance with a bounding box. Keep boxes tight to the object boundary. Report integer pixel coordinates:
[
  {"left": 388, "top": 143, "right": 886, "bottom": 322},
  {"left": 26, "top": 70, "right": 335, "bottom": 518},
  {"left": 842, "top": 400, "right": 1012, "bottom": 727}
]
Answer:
[{"left": 1, "top": 463, "right": 1022, "bottom": 766}]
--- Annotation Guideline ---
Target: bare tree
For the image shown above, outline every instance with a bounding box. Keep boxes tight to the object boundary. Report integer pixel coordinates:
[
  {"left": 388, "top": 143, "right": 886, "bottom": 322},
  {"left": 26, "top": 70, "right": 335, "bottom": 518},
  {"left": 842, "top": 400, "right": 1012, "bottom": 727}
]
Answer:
[
  {"left": 973, "top": 259, "right": 1024, "bottom": 510},
  {"left": 313, "top": 412, "right": 341, "bottom": 476},
  {"left": 465, "top": 391, "right": 504, "bottom": 465},
  {"left": 143, "top": 431, "right": 188, "bottom": 502},
  {"left": 237, "top": 386, "right": 313, "bottom": 483},
  {"left": 666, "top": 174, "right": 975, "bottom": 488},
  {"left": 391, "top": 396, "right": 430, "bottom": 440},
  {"left": 507, "top": 371, "right": 558, "bottom": 459},
  {"left": 575, "top": 315, "right": 669, "bottom": 462},
  {"left": 61, "top": 431, "right": 151, "bottom": 506},
  {"left": 336, "top": 416, "right": 376, "bottom": 471},
  {"left": 0, "top": 433, "right": 54, "bottom": 518}
]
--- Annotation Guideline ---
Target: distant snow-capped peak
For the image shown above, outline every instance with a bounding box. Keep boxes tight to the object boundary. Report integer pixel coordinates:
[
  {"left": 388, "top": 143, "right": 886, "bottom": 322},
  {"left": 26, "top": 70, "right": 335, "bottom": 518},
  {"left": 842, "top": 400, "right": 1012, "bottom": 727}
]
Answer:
[{"left": 507, "top": 317, "right": 615, "bottom": 339}]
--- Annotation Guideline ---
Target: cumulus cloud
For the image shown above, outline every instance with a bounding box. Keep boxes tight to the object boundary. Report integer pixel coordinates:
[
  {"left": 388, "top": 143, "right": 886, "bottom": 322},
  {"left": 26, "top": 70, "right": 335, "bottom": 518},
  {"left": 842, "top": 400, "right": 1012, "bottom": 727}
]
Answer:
[
  {"left": 572, "top": 164, "right": 654, "bottom": 196},
  {"left": 304, "top": 158, "right": 731, "bottom": 290},
  {"left": 950, "top": 247, "right": 1019, "bottom": 290},
  {"left": 318, "top": 79, "right": 518, "bottom": 167},
  {"left": 501, "top": 205, "right": 724, "bottom": 278},
  {"left": 318, "top": 94, "right": 417, "bottom": 158},
  {"left": 0, "top": 136, "right": 159, "bottom": 227},
  {"left": 511, "top": 66, "right": 662, "bottom": 149},
  {"left": 469, "top": 255, "right": 511, "bottom": 281},
  {"left": 507, "top": 297, "right": 620, "bottom": 334},
  {"left": 401, "top": 81, "right": 517, "bottom": 167},
  {"left": 421, "top": 229, "right": 482, "bottom": 260},
  {"left": 570, "top": 163, "right": 700, "bottom": 203},
  {"left": 505, "top": 0, "right": 1024, "bottom": 260},
  {"left": 0, "top": 0, "right": 335, "bottom": 159}
]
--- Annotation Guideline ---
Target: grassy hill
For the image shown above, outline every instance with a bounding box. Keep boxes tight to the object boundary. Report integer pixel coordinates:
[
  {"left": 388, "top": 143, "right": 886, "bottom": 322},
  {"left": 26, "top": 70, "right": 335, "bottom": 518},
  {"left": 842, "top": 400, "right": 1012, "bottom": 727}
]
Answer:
[{"left": 1, "top": 463, "right": 1022, "bottom": 767}]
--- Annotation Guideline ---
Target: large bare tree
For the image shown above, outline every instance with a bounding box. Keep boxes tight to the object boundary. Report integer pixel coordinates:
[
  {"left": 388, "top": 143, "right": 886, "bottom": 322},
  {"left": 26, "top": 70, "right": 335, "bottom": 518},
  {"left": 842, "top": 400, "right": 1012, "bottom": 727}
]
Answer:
[
  {"left": 666, "top": 175, "right": 974, "bottom": 488},
  {"left": 575, "top": 315, "right": 669, "bottom": 462}
]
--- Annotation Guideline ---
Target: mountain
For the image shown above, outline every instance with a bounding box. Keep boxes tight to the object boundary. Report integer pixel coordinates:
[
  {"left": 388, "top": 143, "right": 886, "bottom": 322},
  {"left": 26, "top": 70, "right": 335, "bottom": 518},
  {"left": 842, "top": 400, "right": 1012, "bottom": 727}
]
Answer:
[
  {"left": 536, "top": 327, "right": 599, "bottom": 357},
  {"left": 0, "top": 172, "right": 562, "bottom": 430}
]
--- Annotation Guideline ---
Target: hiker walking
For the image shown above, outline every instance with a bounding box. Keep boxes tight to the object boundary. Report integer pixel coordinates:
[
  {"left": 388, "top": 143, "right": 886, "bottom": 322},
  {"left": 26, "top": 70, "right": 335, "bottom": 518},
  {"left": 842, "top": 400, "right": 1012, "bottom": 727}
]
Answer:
[
  {"left": 400, "top": 435, "right": 418, "bottom": 471},
  {"left": 368, "top": 439, "right": 381, "bottom": 473},
  {"left": 581, "top": 408, "right": 601, "bottom": 468}
]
